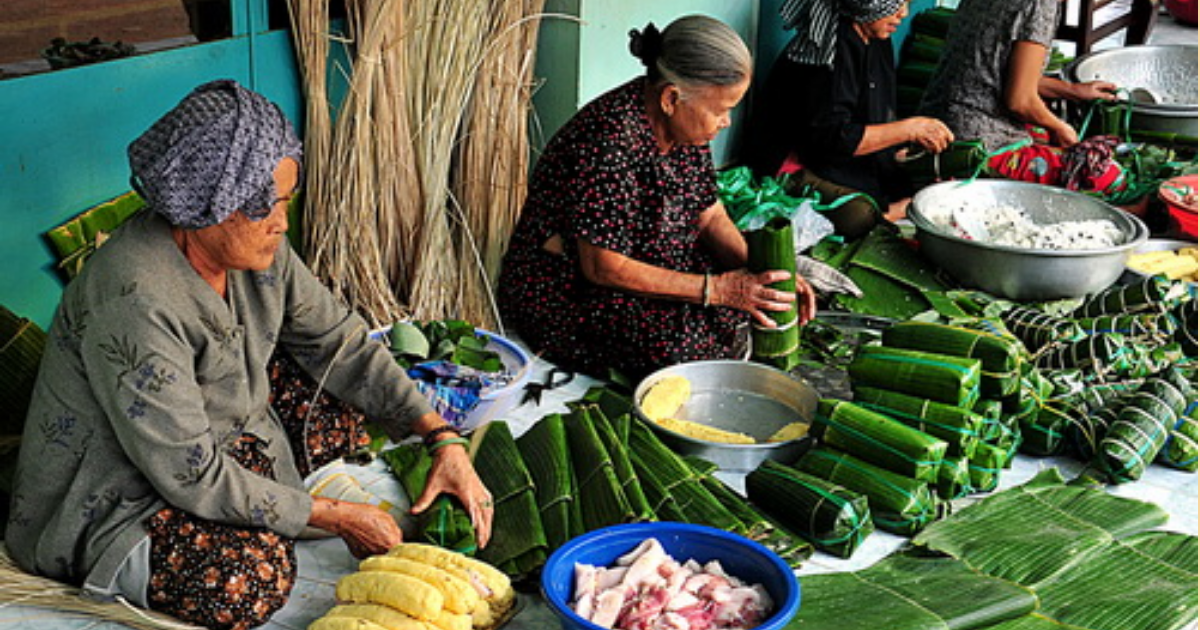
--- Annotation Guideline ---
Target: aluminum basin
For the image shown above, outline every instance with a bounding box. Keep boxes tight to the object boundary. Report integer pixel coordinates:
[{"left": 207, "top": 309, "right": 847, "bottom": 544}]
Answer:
[
  {"left": 634, "top": 360, "right": 818, "bottom": 473},
  {"left": 1066, "top": 45, "right": 1198, "bottom": 137},
  {"left": 909, "top": 180, "right": 1149, "bottom": 301}
]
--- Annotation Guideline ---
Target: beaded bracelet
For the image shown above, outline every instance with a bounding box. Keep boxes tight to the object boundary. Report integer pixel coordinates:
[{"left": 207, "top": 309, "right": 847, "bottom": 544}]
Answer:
[
  {"left": 427, "top": 436, "right": 470, "bottom": 453},
  {"left": 423, "top": 425, "right": 461, "bottom": 447}
]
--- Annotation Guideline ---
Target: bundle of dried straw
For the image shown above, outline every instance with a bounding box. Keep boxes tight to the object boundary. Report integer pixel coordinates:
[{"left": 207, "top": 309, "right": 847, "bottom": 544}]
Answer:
[{"left": 287, "top": 0, "right": 546, "bottom": 330}]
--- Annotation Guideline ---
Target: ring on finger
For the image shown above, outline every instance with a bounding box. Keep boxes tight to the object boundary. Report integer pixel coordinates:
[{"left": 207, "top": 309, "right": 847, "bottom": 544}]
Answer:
[{"left": 481, "top": 499, "right": 493, "bottom": 508}]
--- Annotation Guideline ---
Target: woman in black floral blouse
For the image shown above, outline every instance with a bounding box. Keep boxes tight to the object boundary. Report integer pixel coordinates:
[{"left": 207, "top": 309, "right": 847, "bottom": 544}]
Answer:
[{"left": 499, "top": 14, "right": 816, "bottom": 381}]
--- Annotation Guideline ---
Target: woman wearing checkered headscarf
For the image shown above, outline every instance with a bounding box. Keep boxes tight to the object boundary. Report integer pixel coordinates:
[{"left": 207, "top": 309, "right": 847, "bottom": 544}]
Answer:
[
  {"left": 9, "top": 80, "right": 495, "bottom": 630},
  {"left": 744, "top": 0, "right": 954, "bottom": 239}
]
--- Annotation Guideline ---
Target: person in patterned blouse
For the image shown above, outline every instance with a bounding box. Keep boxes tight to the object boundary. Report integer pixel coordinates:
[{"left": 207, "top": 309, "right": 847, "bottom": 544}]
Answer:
[
  {"left": 7, "top": 80, "right": 493, "bottom": 630},
  {"left": 499, "top": 15, "right": 817, "bottom": 381}
]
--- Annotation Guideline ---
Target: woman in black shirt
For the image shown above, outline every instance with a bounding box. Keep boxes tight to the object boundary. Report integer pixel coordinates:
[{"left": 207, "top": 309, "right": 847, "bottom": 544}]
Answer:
[{"left": 746, "top": 0, "right": 953, "bottom": 237}]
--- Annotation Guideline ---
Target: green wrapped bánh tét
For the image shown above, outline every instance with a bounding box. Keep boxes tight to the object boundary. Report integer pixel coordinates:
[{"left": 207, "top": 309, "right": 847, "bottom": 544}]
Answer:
[
  {"left": 746, "top": 217, "right": 800, "bottom": 370},
  {"left": 700, "top": 473, "right": 814, "bottom": 568},
  {"left": 936, "top": 455, "right": 973, "bottom": 501},
  {"left": 967, "top": 442, "right": 1006, "bottom": 493},
  {"left": 853, "top": 385, "right": 983, "bottom": 458},
  {"left": 472, "top": 420, "right": 548, "bottom": 577},
  {"left": 848, "top": 345, "right": 982, "bottom": 408},
  {"left": 1097, "top": 378, "right": 1188, "bottom": 483},
  {"left": 1159, "top": 404, "right": 1198, "bottom": 472},
  {"left": 627, "top": 420, "right": 745, "bottom": 533},
  {"left": 588, "top": 406, "right": 654, "bottom": 522},
  {"left": 379, "top": 443, "right": 476, "bottom": 554},
  {"left": 815, "top": 399, "right": 948, "bottom": 483},
  {"left": 746, "top": 459, "right": 874, "bottom": 558},
  {"left": 1001, "top": 305, "right": 1080, "bottom": 354},
  {"left": 794, "top": 447, "right": 939, "bottom": 536},
  {"left": 515, "top": 413, "right": 583, "bottom": 550},
  {"left": 882, "top": 321, "right": 1026, "bottom": 398},
  {"left": 1069, "top": 396, "right": 1127, "bottom": 462},
  {"left": 1019, "top": 395, "right": 1092, "bottom": 457},
  {"left": 1034, "top": 333, "right": 1128, "bottom": 378},
  {"left": 1073, "top": 276, "right": 1171, "bottom": 318},
  {"left": 564, "top": 406, "right": 633, "bottom": 530}
]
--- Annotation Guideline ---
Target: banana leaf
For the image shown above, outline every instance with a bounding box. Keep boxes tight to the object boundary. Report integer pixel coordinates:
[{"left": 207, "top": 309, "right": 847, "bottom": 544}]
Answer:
[
  {"left": 747, "top": 217, "right": 800, "bottom": 370},
  {"left": 515, "top": 413, "right": 582, "bottom": 549},
  {"left": 829, "top": 227, "right": 951, "bottom": 321},
  {"left": 1033, "top": 531, "right": 1198, "bottom": 630},
  {"left": 849, "top": 345, "right": 982, "bottom": 408},
  {"left": 574, "top": 385, "right": 635, "bottom": 423},
  {"left": 378, "top": 443, "right": 476, "bottom": 554},
  {"left": 853, "top": 385, "right": 983, "bottom": 458},
  {"left": 913, "top": 468, "right": 1169, "bottom": 586},
  {"left": 0, "top": 306, "right": 46, "bottom": 436},
  {"left": 471, "top": 421, "right": 547, "bottom": 577},
  {"left": 815, "top": 399, "right": 949, "bottom": 483},
  {"left": 587, "top": 406, "right": 654, "bottom": 521},
  {"left": 746, "top": 459, "right": 874, "bottom": 559},
  {"left": 627, "top": 421, "right": 745, "bottom": 533},
  {"left": 785, "top": 554, "right": 1037, "bottom": 630},
  {"left": 793, "top": 447, "right": 939, "bottom": 536},
  {"left": 564, "top": 406, "right": 632, "bottom": 530}
]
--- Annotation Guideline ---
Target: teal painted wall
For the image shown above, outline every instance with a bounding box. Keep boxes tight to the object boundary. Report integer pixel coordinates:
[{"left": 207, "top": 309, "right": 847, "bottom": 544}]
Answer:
[
  {"left": 0, "top": 1, "right": 302, "bottom": 328},
  {"left": 532, "top": 1, "right": 760, "bottom": 168}
]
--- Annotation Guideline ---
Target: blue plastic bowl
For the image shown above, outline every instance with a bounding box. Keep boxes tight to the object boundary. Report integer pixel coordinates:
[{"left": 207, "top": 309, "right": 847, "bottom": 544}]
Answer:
[{"left": 541, "top": 522, "right": 801, "bottom": 630}]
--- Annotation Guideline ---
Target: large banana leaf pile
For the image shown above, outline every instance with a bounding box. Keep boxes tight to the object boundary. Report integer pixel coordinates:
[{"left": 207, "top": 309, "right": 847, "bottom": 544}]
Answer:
[
  {"left": 788, "top": 469, "right": 1198, "bottom": 630},
  {"left": 404, "top": 392, "right": 817, "bottom": 578}
]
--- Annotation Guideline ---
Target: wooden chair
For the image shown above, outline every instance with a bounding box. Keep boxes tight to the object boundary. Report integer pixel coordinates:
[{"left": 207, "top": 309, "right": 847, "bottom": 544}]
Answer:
[{"left": 1056, "top": 0, "right": 1159, "bottom": 55}]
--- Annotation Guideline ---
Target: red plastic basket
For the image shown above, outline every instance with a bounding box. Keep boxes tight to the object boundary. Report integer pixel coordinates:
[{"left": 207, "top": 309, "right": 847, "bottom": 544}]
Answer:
[{"left": 1160, "top": 174, "right": 1198, "bottom": 240}]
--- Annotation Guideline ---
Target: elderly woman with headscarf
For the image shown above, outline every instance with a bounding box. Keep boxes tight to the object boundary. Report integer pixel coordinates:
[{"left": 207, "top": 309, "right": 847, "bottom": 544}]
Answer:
[
  {"left": 6, "top": 80, "right": 494, "bottom": 630},
  {"left": 745, "top": 0, "right": 954, "bottom": 237},
  {"left": 497, "top": 14, "right": 817, "bottom": 382}
]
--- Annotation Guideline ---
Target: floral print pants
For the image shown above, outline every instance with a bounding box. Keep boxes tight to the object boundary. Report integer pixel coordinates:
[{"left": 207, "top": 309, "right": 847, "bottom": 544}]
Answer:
[{"left": 144, "top": 351, "right": 371, "bottom": 630}]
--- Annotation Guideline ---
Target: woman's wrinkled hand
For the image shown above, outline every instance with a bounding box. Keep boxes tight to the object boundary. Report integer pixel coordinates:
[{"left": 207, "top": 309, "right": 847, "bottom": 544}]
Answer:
[
  {"left": 794, "top": 273, "right": 817, "bottom": 325},
  {"left": 711, "top": 269, "right": 796, "bottom": 328},
  {"left": 906, "top": 117, "right": 955, "bottom": 153},
  {"left": 412, "top": 443, "right": 494, "bottom": 548},
  {"left": 311, "top": 497, "right": 403, "bottom": 559}
]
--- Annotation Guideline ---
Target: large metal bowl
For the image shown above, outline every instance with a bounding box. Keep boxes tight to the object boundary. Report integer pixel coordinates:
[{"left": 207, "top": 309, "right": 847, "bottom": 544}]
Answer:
[
  {"left": 634, "top": 360, "right": 818, "bottom": 473},
  {"left": 909, "top": 180, "right": 1149, "bottom": 301},
  {"left": 1065, "top": 45, "right": 1198, "bottom": 137}
]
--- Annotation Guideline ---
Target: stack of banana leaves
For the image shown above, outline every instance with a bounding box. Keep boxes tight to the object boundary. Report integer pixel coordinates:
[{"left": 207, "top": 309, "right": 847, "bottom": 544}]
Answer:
[
  {"left": 810, "top": 226, "right": 954, "bottom": 321},
  {"left": 792, "top": 468, "right": 1197, "bottom": 630},
  {"left": 412, "top": 394, "right": 819, "bottom": 578}
]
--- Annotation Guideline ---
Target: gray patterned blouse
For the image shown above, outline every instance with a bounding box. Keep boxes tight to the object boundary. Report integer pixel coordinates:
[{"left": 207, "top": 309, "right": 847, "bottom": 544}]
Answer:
[
  {"left": 6, "top": 210, "right": 431, "bottom": 590},
  {"left": 918, "top": 0, "right": 1060, "bottom": 152}
]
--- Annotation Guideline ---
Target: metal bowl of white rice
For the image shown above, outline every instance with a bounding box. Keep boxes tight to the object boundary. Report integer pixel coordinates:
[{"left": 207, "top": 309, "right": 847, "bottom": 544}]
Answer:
[
  {"left": 1065, "top": 45, "right": 1198, "bottom": 137},
  {"left": 909, "top": 180, "right": 1149, "bottom": 301}
]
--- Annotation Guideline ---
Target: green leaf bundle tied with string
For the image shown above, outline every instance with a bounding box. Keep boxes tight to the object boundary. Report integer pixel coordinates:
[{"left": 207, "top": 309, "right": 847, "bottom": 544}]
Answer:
[{"left": 746, "top": 216, "right": 800, "bottom": 370}]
